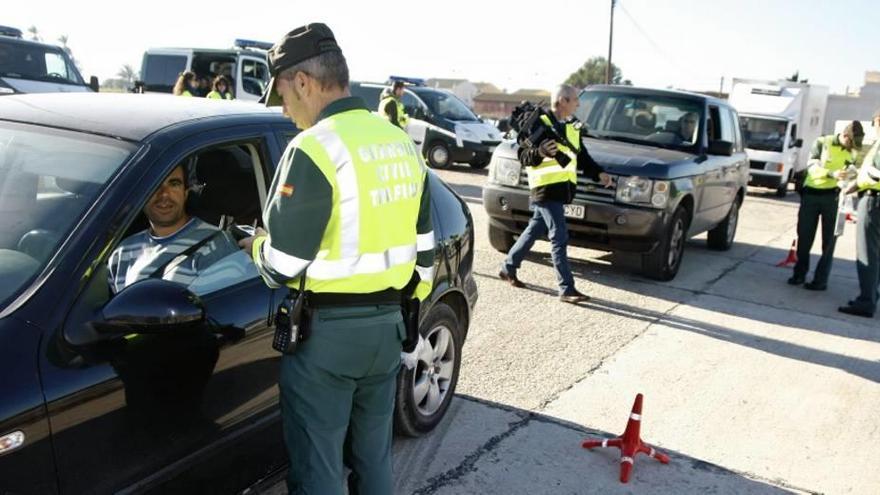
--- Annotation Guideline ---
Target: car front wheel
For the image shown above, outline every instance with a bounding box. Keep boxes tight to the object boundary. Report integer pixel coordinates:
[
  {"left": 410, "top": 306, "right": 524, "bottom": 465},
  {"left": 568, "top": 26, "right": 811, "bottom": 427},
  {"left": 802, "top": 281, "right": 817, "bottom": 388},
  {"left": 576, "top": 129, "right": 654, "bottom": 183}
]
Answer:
[
  {"left": 426, "top": 142, "right": 452, "bottom": 169},
  {"left": 641, "top": 207, "right": 688, "bottom": 281},
  {"left": 394, "top": 302, "right": 462, "bottom": 437}
]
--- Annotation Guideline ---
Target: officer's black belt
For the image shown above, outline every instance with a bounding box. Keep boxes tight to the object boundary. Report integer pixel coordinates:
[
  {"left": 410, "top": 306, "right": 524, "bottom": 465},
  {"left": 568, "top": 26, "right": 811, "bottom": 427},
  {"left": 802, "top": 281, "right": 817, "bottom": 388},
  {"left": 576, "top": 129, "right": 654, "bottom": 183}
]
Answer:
[
  {"left": 802, "top": 187, "right": 840, "bottom": 196},
  {"left": 307, "top": 288, "right": 402, "bottom": 307}
]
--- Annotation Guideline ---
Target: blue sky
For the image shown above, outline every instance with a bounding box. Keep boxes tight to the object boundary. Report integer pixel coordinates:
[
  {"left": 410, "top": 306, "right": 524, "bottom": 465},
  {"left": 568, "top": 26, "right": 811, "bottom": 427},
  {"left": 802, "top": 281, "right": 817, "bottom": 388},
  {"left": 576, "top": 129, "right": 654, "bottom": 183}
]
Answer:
[{"left": 5, "top": 0, "right": 877, "bottom": 94}]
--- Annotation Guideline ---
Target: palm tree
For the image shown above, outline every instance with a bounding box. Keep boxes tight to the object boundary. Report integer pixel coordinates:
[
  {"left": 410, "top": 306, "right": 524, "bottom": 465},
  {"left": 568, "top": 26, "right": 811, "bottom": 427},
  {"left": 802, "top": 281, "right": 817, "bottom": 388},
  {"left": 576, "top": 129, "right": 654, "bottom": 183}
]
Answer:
[
  {"left": 117, "top": 64, "right": 137, "bottom": 87},
  {"left": 27, "top": 26, "right": 40, "bottom": 41}
]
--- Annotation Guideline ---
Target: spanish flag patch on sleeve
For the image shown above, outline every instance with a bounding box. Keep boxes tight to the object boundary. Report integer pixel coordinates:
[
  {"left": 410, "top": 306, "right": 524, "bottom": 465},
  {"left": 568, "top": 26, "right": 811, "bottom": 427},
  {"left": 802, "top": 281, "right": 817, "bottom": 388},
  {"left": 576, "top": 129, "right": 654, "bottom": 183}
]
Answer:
[{"left": 279, "top": 183, "right": 295, "bottom": 197}]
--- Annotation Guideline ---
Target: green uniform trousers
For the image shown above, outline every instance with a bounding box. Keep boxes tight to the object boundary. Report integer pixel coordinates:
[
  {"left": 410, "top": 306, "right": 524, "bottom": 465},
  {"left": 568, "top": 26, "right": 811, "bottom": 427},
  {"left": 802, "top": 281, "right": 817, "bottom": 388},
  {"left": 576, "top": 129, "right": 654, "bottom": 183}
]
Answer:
[
  {"left": 794, "top": 189, "right": 839, "bottom": 286},
  {"left": 279, "top": 304, "right": 404, "bottom": 495}
]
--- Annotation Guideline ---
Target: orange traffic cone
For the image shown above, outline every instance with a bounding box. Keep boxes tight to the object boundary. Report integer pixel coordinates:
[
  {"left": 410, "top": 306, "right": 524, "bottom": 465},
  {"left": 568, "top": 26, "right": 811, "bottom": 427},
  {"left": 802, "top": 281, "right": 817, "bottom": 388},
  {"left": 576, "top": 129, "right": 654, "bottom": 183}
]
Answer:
[
  {"left": 582, "top": 394, "right": 669, "bottom": 483},
  {"left": 776, "top": 239, "right": 798, "bottom": 267}
]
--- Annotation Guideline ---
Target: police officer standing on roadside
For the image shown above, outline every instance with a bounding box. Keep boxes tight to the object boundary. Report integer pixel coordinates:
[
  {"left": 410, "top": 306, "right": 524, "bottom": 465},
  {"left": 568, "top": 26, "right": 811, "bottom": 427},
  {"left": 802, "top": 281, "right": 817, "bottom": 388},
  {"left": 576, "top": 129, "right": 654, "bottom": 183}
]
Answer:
[
  {"left": 239, "top": 23, "right": 434, "bottom": 494},
  {"left": 839, "top": 109, "right": 880, "bottom": 318},
  {"left": 499, "top": 84, "right": 612, "bottom": 303},
  {"left": 379, "top": 80, "right": 409, "bottom": 129},
  {"left": 789, "top": 121, "right": 864, "bottom": 290}
]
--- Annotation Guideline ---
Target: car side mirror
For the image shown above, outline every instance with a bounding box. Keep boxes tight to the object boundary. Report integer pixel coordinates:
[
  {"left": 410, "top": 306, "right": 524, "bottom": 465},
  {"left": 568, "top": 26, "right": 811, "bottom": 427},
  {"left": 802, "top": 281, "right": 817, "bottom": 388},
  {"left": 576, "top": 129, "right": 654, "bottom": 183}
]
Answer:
[
  {"left": 88, "top": 76, "right": 99, "bottom": 92},
  {"left": 93, "top": 279, "right": 205, "bottom": 335},
  {"left": 707, "top": 140, "right": 734, "bottom": 157},
  {"left": 791, "top": 138, "right": 803, "bottom": 148}
]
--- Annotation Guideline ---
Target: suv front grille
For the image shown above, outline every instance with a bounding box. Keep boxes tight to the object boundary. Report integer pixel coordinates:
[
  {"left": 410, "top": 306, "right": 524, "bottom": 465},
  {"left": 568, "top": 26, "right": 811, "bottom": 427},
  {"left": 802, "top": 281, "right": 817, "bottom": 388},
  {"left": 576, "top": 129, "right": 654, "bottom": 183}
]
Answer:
[
  {"left": 749, "top": 160, "right": 766, "bottom": 170},
  {"left": 518, "top": 169, "right": 617, "bottom": 204}
]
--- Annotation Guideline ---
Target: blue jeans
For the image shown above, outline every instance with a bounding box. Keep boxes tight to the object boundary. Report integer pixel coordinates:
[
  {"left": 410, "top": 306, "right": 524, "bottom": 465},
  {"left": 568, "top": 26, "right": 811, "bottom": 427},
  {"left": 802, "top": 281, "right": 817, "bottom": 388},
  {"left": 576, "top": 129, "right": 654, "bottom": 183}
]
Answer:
[
  {"left": 852, "top": 195, "right": 880, "bottom": 314},
  {"left": 503, "top": 200, "right": 576, "bottom": 295}
]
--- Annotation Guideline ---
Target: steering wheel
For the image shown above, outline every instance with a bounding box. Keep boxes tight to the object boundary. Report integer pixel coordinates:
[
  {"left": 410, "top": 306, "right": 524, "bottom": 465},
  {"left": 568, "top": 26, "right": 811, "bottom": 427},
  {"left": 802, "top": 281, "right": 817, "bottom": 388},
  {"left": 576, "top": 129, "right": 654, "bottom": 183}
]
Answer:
[{"left": 46, "top": 72, "right": 65, "bottom": 79}]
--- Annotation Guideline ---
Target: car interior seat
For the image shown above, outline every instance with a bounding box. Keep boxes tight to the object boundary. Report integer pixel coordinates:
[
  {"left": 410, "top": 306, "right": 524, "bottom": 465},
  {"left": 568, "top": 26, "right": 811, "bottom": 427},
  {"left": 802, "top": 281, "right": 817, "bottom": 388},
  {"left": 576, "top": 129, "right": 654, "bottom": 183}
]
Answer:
[{"left": 189, "top": 147, "right": 261, "bottom": 229}]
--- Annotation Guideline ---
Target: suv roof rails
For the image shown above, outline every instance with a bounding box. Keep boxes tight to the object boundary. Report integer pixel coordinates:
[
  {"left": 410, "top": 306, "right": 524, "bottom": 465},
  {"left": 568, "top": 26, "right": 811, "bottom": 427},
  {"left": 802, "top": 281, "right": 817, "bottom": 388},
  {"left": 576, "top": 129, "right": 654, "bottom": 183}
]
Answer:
[
  {"left": 234, "top": 39, "right": 273, "bottom": 51},
  {"left": 0, "top": 25, "right": 23, "bottom": 39}
]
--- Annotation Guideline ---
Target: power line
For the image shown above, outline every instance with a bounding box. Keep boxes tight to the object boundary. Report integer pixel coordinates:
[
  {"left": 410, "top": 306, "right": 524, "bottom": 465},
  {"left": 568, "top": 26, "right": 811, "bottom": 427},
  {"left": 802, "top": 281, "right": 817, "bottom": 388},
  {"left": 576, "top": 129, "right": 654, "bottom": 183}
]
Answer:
[{"left": 615, "top": 0, "right": 703, "bottom": 82}]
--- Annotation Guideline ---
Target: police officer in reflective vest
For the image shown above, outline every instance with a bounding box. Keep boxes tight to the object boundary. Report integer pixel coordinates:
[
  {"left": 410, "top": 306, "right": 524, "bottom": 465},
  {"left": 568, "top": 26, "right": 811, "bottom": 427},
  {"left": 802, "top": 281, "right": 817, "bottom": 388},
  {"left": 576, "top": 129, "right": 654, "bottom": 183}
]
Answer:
[
  {"left": 789, "top": 121, "right": 864, "bottom": 290},
  {"left": 240, "top": 23, "right": 434, "bottom": 494},
  {"left": 379, "top": 80, "right": 409, "bottom": 129},
  {"left": 840, "top": 109, "right": 880, "bottom": 317},
  {"left": 499, "top": 84, "right": 612, "bottom": 303}
]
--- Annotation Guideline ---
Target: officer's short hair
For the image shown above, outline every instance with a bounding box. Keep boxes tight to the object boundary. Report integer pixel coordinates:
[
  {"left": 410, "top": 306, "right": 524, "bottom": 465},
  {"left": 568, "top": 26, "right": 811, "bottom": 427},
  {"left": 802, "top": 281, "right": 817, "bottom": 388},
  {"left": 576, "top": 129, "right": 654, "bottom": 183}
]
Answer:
[
  {"left": 279, "top": 51, "right": 349, "bottom": 91},
  {"left": 551, "top": 84, "right": 578, "bottom": 109}
]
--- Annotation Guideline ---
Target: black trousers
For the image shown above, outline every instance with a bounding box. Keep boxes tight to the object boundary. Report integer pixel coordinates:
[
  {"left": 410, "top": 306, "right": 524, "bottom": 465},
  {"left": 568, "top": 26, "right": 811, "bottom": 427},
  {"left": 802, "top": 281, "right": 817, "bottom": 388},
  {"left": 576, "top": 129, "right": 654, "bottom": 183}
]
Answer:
[{"left": 793, "top": 190, "right": 839, "bottom": 285}]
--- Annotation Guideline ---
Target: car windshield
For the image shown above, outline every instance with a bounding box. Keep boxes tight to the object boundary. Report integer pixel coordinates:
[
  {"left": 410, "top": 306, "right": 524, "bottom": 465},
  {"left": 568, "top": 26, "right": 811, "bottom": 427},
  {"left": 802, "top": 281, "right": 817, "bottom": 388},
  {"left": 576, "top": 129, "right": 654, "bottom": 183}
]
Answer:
[
  {"left": 418, "top": 90, "right": 477, "bottom": 121},
  {"left": 0, "top": 39, "right": 84, "bottom": 85},
  {"left": 576, "top": 91, "right": 704, "bottom": 151},
  {"left": 740, "top": 116, "right": 787, "bottom": 152},
  {"left": 0, "top": 122, "right": 135, "bottom": 308}
]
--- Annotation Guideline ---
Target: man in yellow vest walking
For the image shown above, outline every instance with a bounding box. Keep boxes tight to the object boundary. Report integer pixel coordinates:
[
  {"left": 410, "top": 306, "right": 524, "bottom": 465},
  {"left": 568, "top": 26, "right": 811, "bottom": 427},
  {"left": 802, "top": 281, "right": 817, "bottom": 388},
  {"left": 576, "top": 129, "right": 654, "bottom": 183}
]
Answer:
[
  {"left": 789, "top": 121, "right": 864, "bottom": 290},
  {"left": 840, "top": 109, "right": 880, "bottom": 317},
  {"left": 379, "top": 80, "right": 409, "bottom": 129},
  {"left": 240, "top": 23, "right": 434, "bottom": 494},
  {"left": 498, "top": 84, "right": 612, "bottom": 303}
]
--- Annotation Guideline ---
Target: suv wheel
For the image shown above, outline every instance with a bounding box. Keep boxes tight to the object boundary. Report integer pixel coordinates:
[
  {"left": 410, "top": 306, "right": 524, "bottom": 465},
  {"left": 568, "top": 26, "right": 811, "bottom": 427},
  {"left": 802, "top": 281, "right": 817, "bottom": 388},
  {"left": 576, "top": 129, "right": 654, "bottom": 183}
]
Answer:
[
  {"left": 641, "top": 207, "right": 688, "bottom": 281},
  {"left": 488, "top": 224, "right": 515, "bottom": 253},
  {"left": 394, "top": 302, "right": 462, "bottom": 437},
  {"left": 426, "top": 142, "right": 451, "bottom": 169},
  {"left": 707, "top": 196, "right": 741, "bottom": 251}
]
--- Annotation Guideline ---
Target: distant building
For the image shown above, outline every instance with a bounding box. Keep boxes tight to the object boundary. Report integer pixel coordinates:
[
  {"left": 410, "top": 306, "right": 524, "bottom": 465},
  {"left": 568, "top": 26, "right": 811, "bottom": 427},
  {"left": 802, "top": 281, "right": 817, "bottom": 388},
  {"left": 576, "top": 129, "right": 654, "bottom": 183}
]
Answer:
[
  {"left": 823, "top": 71, "right": 880, "bottom": 134},
  {"left": 474, "top": 82, "right": 502, "bottom": 94},
  {"left": 512, "top": 88, "right": 551, "bottom": 100},
  {"left": 425, "top": 78, "right": 479, "bottom": 107}
]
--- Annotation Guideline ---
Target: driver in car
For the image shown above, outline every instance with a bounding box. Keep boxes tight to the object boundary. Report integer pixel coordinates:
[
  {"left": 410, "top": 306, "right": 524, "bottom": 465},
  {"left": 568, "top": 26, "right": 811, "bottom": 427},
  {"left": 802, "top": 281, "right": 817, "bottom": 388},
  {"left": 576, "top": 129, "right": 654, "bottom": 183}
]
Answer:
[
  {"left": 676, "top": 112, "right": 699, "bottom": 144},
  {"left": 107, "top": 164, "right": 239, "bottom": 293}
]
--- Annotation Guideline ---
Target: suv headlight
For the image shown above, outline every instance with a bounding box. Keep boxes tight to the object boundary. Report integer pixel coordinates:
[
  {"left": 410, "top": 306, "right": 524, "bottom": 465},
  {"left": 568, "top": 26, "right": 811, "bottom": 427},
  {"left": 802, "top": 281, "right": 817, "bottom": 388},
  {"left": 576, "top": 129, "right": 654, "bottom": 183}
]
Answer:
[
  {"left": 616, "top": 176, "right": 670, "bottom": 208},
  {"left": 488, "top": 154, "right": 521, "bottom": 186}
]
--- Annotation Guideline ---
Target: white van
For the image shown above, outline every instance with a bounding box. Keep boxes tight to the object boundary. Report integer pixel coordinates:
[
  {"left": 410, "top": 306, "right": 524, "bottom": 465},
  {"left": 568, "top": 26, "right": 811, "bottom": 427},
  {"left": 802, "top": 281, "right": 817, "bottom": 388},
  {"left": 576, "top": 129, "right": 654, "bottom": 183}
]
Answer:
[
  {"left": 0, "top": 25, "right": 98, "bottom": 95},
  {"left": 729, "top": 78, "right": 828, "bottom": 196},
  {"left": 351, "top": 80, "right": 503, "bottom": 169},
  {"left": 137, "top": 39, "right": 270, "bottom": 101}
]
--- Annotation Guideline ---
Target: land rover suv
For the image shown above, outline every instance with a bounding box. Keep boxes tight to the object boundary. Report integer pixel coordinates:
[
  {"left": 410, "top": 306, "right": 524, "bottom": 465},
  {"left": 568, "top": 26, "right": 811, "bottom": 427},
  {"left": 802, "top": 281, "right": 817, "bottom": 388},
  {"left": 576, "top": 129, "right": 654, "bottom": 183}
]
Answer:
[{"left": 483, "top": 85, "right": 748, "bottom": 280}]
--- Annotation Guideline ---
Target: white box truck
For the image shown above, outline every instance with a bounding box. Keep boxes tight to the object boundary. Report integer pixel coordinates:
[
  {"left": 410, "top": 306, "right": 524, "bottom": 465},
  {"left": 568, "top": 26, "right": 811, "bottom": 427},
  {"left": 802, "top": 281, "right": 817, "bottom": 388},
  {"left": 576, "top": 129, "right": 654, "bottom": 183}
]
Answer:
[{"left": 728, "top": 78, "right": 828, "bottom": 196}]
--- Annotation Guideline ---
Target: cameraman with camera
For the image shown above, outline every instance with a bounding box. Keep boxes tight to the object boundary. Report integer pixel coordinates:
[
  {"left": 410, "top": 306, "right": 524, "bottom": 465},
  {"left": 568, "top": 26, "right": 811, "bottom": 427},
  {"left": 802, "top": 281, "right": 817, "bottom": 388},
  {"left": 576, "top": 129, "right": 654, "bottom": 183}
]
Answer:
[{"left": 499, "top": 84, "right": 612, "bottom": 303}]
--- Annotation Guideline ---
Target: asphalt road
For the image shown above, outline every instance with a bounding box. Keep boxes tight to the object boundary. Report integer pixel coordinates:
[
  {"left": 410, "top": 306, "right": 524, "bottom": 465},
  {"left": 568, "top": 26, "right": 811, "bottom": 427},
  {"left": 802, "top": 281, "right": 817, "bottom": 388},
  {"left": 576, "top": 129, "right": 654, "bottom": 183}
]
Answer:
[{"left": 265, "top": 165, "right": 879, "bottom": 495}]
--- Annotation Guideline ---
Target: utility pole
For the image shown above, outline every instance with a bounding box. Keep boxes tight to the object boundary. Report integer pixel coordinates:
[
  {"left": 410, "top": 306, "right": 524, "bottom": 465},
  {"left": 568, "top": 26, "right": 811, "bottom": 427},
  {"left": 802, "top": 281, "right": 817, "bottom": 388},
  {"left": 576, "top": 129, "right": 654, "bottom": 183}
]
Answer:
[{"left": 606, "top": 0, "right": 616, "bottom": 85}]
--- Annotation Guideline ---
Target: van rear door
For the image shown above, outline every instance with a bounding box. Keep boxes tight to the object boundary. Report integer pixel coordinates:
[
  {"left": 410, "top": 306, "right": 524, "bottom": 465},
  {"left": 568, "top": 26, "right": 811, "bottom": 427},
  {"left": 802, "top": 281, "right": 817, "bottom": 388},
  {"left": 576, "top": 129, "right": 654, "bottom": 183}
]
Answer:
[{"left": 141, "top": 51, "right": 189, "bottom": 93}]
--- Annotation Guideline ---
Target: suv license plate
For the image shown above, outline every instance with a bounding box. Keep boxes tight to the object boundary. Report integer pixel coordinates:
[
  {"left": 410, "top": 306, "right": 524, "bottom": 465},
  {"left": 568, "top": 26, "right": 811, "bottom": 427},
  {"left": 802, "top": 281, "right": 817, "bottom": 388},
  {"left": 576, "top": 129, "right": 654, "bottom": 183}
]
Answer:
[{"left": 564, "top": 205, "right": 585, "bottom": 219}]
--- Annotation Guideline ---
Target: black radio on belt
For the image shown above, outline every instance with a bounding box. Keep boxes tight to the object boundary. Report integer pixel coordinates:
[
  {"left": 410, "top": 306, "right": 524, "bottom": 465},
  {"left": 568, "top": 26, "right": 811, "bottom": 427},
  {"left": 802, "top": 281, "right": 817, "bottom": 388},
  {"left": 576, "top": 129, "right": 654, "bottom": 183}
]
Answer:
[{"left": 272, "top": 275, "right": 310, "bottom": 355}]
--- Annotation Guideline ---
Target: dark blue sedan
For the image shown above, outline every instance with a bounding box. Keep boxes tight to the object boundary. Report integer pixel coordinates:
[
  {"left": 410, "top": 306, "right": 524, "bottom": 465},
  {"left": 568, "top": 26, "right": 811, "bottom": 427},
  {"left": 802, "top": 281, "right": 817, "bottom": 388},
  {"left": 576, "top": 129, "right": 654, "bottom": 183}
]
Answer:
[{"left": 0, "top": 93, "right": 477, "bottom": 494}]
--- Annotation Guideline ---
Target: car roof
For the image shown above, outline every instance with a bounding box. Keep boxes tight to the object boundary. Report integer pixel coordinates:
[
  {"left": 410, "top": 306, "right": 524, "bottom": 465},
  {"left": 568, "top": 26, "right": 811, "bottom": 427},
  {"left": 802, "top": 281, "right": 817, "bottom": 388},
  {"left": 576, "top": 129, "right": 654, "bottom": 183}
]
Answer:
[
  {"left": 0, "top": 93, "right": 286, "bottom": 141},
  {"left": 585, "top": 85, "right": 728, "bottom": 106},
  {"left": 0, "top": 35, "right": 69, "bottom": 52}
]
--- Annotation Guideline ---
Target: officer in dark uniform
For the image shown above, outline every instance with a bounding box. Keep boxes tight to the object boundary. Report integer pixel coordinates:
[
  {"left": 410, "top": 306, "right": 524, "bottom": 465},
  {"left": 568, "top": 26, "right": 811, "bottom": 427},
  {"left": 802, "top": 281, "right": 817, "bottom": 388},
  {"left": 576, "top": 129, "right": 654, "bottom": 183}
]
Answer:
[{"left": 789, "top": 121, "right": 864, "bottom": 290}]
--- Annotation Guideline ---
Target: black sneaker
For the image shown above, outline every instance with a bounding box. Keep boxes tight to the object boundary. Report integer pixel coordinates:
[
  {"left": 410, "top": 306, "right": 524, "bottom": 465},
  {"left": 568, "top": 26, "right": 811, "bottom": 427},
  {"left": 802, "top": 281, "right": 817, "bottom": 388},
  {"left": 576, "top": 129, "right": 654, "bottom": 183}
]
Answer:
[
  {"left": 838, "top": 305, "right": 874, "bottom": 318},
  {"left": 560, "top": 291, "right": 591, "bottom": 304},
  {"left": 804, "top": 282, "right": 827, "bottom": 291},
  {"left": 787, "top": 275, "right": 805, "bottom": 285},
  {"left": 498, "top": 270, "right": 525, "bottom": 288}
]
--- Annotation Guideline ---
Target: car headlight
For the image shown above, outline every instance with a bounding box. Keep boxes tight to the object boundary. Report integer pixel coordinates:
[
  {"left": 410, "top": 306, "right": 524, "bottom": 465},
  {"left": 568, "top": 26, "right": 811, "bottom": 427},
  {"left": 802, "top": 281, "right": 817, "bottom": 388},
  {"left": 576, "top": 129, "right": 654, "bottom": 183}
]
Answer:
[
  {"left": 488, "top": 154, "right": 522, "bottom": 186},
  {"left": 456, "top": 125, "right": 479, "bottom": 143},
  {"left": 764, "top": 162, "right": 785, "bottom": 172},
  {"left": 615, "top": 176, "right": 670, "bottom": 209},
  {"left": 616, "top": 176, "right": 653, "bottom": 204}
]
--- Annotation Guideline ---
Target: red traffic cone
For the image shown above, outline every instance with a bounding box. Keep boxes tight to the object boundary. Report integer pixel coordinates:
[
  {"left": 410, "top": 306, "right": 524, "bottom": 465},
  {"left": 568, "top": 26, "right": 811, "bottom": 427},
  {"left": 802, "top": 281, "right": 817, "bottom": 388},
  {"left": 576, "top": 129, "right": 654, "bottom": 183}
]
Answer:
[
  {"left": 582, "top": 393, "right": 669, "bottom": 483},
  {"left": 776, "top": 239, "right": 798, "bottom": 267}
]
